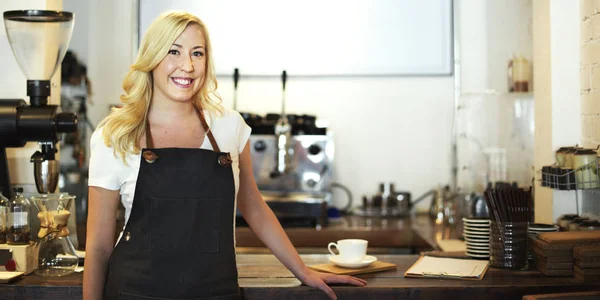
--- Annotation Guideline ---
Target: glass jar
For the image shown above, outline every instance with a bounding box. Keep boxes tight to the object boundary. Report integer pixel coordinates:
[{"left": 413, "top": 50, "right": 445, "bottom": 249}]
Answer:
[
  {"left": 31, "top": 193, "right": 78, "bottom": 277},
  {"left": 490, "top": 221, "right": 528, "bottom": 269},
  {"left": 7, "top": 187, "right": 31, "bottom": 245},
  {"left": 0, "top": 190, "right": 9, "bottom": 244},
  {"left": 568, "top": 217, "right": 589, "bottom": 231}
]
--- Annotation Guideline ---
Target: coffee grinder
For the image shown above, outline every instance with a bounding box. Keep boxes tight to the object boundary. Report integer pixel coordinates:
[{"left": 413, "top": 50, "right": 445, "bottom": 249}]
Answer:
[{"left": 1, "top": 10, "right": 77, "bottom": 198}]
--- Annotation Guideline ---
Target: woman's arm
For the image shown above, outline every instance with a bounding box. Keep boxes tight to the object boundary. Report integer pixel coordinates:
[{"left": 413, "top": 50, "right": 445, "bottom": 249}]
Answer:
[
  {"left": 236, "top": 142, "right": 366, "bottom": 300},
  {"left": 83, "top": 186, "right": 121, "bottom": 300}
]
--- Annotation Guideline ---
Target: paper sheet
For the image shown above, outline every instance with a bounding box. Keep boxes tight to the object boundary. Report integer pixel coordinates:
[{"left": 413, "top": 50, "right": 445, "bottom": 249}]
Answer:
[{"left": 406, "top": 256, "right": 489, "bottom": 279}]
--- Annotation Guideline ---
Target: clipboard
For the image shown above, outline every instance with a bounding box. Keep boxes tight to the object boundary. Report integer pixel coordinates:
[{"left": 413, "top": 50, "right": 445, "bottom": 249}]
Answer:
[{"left": 404, "top": 255, "right": 490, "bottom": 280}]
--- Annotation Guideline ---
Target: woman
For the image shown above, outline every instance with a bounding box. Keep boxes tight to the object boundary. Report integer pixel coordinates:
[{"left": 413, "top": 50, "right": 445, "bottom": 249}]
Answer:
[{"left": 83, "top": 11, "right": 366, "bottom": 300}]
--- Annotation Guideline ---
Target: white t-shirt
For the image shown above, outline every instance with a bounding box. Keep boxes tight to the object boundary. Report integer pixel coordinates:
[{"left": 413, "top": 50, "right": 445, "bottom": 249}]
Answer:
[{"left": 88, "top": 108, "right": 252, "bottom": 227}]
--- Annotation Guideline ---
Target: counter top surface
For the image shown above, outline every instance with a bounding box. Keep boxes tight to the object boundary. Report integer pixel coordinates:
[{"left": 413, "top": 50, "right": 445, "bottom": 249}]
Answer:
[
  {"left": 235, "top": 215, "right": 440, "bottom": 251},
  {"left": 3, "top": 254, "right": 598, "bottom": 300}
]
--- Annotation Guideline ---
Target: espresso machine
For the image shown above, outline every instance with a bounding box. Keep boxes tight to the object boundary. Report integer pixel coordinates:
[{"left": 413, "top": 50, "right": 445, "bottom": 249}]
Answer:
[
  {"left": 1, "top": 10, "right": 78, "bottom": 198},
  {"left": 237, "top": 71, "right": 334, "bottom": 228}
]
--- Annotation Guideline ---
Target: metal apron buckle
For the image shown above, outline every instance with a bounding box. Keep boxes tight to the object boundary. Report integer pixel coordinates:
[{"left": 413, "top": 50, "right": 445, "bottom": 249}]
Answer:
[
  {"left": 218, "top": 153, "right": 232, "bottom": 167},
  {"left": 143, "top": 150, "right": 159, "bottom": 164}
]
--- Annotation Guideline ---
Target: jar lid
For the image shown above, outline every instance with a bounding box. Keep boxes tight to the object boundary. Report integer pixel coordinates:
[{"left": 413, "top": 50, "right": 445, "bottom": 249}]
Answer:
[
  {"left": 572, "top": 217, "right": 589, "bottom": 224},
  {"left": 574, "top": 149, "right": 597, "bottom": 155},
  {"left": 560, "top": 214, "right": 579, "bottom": 220}
]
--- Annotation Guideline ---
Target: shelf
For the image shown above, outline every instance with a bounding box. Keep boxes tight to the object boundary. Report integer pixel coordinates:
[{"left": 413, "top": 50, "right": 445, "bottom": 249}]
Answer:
[{"left": 539, "top": 158, "right": 600, "bottom": 191}]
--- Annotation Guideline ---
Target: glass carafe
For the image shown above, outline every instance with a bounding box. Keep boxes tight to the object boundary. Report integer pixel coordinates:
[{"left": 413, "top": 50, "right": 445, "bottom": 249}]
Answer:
[{"left": 31, "top": 194, "right": 78, "bottom": 277}]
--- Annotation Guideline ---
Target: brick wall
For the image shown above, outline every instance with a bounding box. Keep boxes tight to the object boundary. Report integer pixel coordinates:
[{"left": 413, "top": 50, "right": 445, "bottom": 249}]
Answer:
[{"left": 581, "top": 0, "right": 600, "bottom": 147}]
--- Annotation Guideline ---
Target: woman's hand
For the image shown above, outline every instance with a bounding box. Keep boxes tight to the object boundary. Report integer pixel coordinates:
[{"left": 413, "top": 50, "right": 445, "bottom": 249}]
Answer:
[{"left": 297, "top": 268, "right": 367, "bottom": 300}]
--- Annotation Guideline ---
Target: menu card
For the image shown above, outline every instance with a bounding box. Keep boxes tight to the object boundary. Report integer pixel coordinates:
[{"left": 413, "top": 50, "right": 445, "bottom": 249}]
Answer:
[{"left": 405, "top": 256, "right": 489, "bottom": 280}]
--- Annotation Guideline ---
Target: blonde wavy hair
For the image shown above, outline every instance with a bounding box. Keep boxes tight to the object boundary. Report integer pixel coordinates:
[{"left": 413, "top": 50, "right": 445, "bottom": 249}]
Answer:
[{"left": 98, "top": 11, "right": 223, "bottom": 162}]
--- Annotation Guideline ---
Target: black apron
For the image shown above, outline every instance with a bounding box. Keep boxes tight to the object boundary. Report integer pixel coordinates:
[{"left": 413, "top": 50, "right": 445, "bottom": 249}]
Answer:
[{"left": 104, "top": 109, "right": 239, "bottom": 300}]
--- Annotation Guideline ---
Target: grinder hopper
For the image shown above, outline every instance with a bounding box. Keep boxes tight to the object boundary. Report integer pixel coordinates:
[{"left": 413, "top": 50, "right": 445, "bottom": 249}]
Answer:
[{"left": 1, "top": 10, "right": 77, "bottom": 196}]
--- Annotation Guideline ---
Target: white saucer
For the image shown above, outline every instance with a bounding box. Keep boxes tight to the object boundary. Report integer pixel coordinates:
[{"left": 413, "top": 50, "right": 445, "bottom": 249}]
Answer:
[
  {"left": 463, "top": 230, "right": 491, "bottom": 237},
  {"left": 464, "top": 226, "right": 491, "bottom": 232},
  {"left": 466, "top": 241, "right": 490, "bottom": 247},
  {"left": 466, "top": 251, "right": 490, "bottom": 258},
  {"left": 463, "top": 217, "right": 491, "bottom": 224},
  {"left": 328, "top": 255, "right": 377, "bottom": 269}
]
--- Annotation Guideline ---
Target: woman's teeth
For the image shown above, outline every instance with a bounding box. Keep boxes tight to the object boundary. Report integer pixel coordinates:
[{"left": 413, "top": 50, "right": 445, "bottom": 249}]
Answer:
[{"left": 172, "top": 78, "right": 193, "bottom": 87}]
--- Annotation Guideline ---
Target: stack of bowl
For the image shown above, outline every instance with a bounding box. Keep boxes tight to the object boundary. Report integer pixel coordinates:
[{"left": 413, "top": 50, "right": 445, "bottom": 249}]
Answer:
[{"left": 463, "top": 217, "right": 491, "bottom": 259}]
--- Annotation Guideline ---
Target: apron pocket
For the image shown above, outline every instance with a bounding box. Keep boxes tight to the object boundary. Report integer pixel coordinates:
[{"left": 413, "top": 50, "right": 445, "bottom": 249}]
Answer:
[{"left": 149, "top": 196, "right": 220, "bottom": 252}]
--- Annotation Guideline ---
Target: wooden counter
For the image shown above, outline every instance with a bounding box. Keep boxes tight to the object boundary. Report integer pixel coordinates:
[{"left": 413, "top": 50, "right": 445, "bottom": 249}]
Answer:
[
  {"left": 2, "top": 254, "right": 598, "bottom": 300},
  {"left": 236, "top": 215, "right": 434, "bottom": 254}
]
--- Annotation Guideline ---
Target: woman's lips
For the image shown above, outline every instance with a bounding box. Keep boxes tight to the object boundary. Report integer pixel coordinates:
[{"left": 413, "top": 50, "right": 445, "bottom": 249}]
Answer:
[{"left": 171, "top": 77, "right": 194, "bottom": 88}]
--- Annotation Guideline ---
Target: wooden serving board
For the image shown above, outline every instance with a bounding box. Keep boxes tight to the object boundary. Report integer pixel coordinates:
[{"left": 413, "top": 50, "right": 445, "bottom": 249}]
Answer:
[
  {"left": 533, "top": 258, "right": 573, "bottom": 270},
  {"left": 574, "top": 265, "right": 600, "bottom": 276},
  {"left": 573, "top": 244, "right": 600, "bottom": 258},
  {"left": 575, "top": 260, "right": 600, "bottom": 269},
  {"left": 575, "top": 255, "right": 600, "bottom": 264},
  {"left": 538, "top": 231, "right": 600, "bottom": 244},
  {"left": 0, "top": 272, "right": 23, "bottom": 284},
  {"left": 533, "top": 254, "right": 573, "bottom": 263},
  {"left": 575, "top": 270, "right": 600, "bottom": 283},
  {"left": 532, "top": 245, "right": 573, "bottom": 258},
  {"left": 530, "top": 236, "right": 573, "bottom": 251},
  {"left": 309, "top": 260, "right": 397, "bottom": 275}
]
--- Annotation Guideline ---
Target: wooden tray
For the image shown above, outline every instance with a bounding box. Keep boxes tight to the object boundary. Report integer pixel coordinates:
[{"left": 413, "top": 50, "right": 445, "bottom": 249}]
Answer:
[
  {"left": 535, "top": 263, "right": 574, "bottom": 277},
  {"left": 533, "top": 254, "right": 573, "bottom": 263},
  {"left": 533, "top": 258, "right": 573, "bottom": 270},
  {"left": 309, "top": 260, "right": 397, "bottom": 275},
  {"left": 524, "top": 291, "right": 600, "bottom": 300},
  {"left": 574, "top": 265, "right": 600, "bottom": 276},
  {"left": 575, "top": 271, "right": 600, "bottom": 283},
  {"left": 573, "top": 244, "right": 600, "bottom": 258},
  {"left": 0, "top": 272, "right": 23, "bottom": 284},
  {"left": 576, "top": 260, "right": 600, "bottom": 269},
  {"left": 530, "top": 236, "right": 574, "bottom": 251},
  {"left": 532, "top": 245, "right": 573, "bottom": 258},
  {"left": 574, "top": 255, "right": 600, "bottom": 263},
  {"left": 538, "top": 231, "right": 600, "bottom": 244}
]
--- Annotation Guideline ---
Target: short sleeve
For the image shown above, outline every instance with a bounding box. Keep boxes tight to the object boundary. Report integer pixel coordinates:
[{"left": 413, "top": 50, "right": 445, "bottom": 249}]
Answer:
[
  {"left": 88, "top": 128, "right": 123, "bottom": 190},
  {"left": 235, "top": 112, "right": 252, "bottom": 154}
]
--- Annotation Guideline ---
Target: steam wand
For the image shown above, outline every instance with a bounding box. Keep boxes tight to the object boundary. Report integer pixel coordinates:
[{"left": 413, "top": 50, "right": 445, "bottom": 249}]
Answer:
[{"left": 271, "top": 70, "right": 292, "bottom": 178}]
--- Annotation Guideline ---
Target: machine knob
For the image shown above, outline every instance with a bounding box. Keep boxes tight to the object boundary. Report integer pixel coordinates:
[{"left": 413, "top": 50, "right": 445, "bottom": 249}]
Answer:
[
  {"left": 308, "top": 144, "right": 322, "bottom": 155},
  {"left": 56, "top": 113, "right": 78, "bottom": 133},
  {"left": 254, "top": 140, "right": 267, "bottom": 152}
]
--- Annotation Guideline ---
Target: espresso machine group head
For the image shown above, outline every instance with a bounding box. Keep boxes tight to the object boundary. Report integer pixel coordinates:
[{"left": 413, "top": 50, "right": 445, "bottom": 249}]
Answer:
[{"left": 0, "top": 10, "right": 78, "bottom": 198}]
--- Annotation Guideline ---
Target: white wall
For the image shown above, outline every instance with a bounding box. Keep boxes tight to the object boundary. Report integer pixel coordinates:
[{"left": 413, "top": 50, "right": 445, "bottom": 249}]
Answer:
[
  {"left": 0, "top": 0, "right": 63, "bottom": 190},
  {"left": 62, "top": 0, "right": 88, "bottom": 65},
  {"left": 66, "top": 0, "right": 535, "bottom": 213},
  {"left": 533, "top": 0, "right": 590, "bottom": 223},
  {"left": 460, "top": 0, "right": 533, "bottom": 94},
  {"left": 551, "top": 0, "right": 582, "bottom": 221},
  {"left": 579, "top": 0, "right": 600, "bottom": 218}
]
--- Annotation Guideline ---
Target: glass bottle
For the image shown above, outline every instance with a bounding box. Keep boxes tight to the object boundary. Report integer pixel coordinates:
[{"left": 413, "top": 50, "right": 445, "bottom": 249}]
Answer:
[
  {"left": 7, "top": 187, "right": 31, "bottom": 245},
  {"left": 0, "top": 189, "right": 9, "bottom": 243}
]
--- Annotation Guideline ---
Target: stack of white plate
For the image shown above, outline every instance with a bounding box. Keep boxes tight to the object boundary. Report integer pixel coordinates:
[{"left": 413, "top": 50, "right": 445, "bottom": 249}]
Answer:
[
  {"left": 463, "top": 217, "right": 491, "bottom": 259},
  {"left": 527, "top": 223, "right": 560, "bottom": 260}
]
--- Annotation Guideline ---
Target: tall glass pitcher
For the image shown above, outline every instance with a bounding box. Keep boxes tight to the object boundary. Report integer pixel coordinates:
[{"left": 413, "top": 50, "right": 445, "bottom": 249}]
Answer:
[{"left": 31, "top": 194, "right": 78, "bottom": 277}]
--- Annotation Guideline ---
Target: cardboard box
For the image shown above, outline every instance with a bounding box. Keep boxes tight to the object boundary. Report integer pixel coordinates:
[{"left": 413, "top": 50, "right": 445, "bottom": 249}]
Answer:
[{"left": 0, "top": 243, "right": 38, "bottom": 275}]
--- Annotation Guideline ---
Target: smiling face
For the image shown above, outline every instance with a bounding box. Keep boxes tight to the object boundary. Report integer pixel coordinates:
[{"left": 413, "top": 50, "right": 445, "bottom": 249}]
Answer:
[{"left": 152, "top": 24, "right": 206, "bottom": 104}]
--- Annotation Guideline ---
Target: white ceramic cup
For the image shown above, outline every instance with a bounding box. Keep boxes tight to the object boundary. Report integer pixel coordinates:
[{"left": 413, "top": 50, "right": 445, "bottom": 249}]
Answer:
[{"left": 327, "top": 239, "right": 368, "bottom": 263}]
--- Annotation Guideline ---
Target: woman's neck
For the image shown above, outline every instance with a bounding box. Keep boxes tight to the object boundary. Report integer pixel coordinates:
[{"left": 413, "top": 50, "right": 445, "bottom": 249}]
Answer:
[{"left": 147, "top": 99, "right": 197, "bottom": 126}]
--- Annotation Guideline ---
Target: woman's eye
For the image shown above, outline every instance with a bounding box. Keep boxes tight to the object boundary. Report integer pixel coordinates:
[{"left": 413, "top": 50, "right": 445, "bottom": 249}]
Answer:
[
  {"left": 168, "top": 49, "right": 179, "bottom": 55},
  {"left": 193, "top": 51, "right": 204, "bottom": 57}
]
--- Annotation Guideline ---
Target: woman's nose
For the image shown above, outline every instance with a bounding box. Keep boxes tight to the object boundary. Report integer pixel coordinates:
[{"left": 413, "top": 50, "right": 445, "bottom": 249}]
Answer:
[{"left": 180, "top": 57, "right": 194, "bottom": 72}]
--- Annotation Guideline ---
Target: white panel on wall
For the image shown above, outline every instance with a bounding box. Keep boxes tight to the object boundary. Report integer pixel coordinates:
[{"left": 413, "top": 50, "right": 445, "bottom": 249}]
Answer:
[{"left": 139, "top": 0, "right": 453, "bottom": 76}]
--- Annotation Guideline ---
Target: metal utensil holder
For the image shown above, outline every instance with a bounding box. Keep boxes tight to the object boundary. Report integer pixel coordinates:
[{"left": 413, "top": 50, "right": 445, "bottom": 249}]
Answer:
[{"left": 540, "top": 158, "right": 600, "bottom": 191}]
